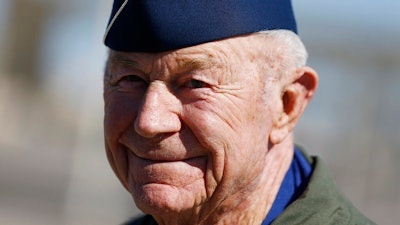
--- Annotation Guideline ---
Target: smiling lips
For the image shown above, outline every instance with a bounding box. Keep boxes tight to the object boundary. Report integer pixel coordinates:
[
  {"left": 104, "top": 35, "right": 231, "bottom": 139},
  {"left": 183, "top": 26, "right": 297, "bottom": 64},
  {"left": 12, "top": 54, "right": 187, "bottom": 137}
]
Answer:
[{"left": 127, "top": 150, "right": 207, "bottom": 186}]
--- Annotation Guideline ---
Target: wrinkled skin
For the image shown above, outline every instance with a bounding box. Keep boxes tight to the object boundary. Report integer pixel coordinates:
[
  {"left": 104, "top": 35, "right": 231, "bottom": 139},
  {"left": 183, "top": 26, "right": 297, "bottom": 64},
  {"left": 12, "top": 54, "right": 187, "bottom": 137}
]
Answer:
[{"left": 103, "top": 34, "right": 318, "bottom": 225}]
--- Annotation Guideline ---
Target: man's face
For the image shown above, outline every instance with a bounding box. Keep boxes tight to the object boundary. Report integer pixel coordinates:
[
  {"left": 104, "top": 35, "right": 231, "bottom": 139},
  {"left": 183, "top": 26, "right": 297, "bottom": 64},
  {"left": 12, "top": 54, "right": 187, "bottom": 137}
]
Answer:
[{"left": 104, "top": 35, "right": 281, "bottom": 216}]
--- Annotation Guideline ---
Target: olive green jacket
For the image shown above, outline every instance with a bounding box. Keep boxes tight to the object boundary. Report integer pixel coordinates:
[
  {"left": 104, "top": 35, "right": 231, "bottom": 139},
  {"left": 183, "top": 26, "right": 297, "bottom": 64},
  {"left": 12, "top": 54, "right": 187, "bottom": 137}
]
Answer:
[
  {"left": 271, "top": 155, "right": 376, "bottom": 225},
  {"left": 124, "top": 155, "right": 375, "bottom": 225}
]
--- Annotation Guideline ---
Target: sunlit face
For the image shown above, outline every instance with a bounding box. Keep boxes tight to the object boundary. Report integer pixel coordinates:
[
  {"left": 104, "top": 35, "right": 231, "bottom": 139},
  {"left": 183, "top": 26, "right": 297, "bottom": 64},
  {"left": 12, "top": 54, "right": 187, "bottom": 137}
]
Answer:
[{"left": 103, "top": 35, "right": 282, "bottom": 219}]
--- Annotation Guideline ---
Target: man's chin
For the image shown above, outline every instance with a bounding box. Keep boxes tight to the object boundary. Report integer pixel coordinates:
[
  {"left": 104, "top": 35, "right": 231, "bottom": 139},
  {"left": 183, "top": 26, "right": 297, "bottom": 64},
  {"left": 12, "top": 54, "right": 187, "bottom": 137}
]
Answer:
[
  {"left": 131, "top": 182, "right": 204, "bottom": 215},
  {"left": 126, "top": 152, "right": 211, "bottom": 214}
]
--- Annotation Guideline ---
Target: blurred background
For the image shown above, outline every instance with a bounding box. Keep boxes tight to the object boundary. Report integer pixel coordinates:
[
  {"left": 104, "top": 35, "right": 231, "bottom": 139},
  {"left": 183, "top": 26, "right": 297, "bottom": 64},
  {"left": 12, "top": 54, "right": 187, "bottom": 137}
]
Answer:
[{"left": 0, "top": 0, "right": 398, "bottom": 224}]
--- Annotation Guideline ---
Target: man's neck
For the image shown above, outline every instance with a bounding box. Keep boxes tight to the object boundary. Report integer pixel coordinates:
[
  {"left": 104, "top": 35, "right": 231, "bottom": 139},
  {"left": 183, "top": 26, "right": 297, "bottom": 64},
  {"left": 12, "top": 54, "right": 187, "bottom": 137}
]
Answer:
[{"left": 204, "top": 140, "right": 294, "bottom": 225}]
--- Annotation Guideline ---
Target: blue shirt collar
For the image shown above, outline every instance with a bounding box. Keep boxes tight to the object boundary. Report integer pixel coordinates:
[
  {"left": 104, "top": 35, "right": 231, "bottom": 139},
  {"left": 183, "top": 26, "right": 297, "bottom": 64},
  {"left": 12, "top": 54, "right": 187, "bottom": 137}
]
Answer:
[{"left": 262, "top": 147, "right": 312, "bottom": 225}]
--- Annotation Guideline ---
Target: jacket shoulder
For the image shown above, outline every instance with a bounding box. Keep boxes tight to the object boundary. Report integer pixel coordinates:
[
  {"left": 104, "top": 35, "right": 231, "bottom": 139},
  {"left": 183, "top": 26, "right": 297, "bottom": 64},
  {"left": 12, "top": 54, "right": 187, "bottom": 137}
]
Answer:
[{"left": 272, "top": 150, "right": 376, "bottom": 225}]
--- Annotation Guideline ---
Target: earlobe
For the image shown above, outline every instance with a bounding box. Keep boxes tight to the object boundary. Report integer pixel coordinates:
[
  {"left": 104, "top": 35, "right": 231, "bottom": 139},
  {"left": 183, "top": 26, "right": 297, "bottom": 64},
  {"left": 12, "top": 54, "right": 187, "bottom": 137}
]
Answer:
[
  {"left": 270, "top": 114, "right": 290, "bottom": 144},
  {"left": 269, "top": 66, "right": 318, "bottom": 145}
]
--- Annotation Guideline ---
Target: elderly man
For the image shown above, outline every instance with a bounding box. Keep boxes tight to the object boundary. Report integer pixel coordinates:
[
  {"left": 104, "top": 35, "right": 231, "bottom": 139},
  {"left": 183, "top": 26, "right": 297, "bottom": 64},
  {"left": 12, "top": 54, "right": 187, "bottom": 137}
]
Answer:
[{"left": 102, "top": 1, "right": 375, "bottom": 224}]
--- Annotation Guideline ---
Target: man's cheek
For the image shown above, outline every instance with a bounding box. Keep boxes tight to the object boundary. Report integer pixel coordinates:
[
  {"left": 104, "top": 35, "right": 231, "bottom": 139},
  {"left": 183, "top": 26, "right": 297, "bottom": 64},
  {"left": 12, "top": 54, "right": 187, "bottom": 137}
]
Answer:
[{"left": 105, "top": 99, "right": 137, "bottom": 133}]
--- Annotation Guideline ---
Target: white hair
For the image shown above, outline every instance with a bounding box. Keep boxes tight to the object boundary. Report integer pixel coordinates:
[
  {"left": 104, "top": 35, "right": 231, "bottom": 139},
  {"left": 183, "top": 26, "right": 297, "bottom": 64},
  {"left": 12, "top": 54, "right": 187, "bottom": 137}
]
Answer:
[
  {"left": 253, "top": 30, "right": 309, "bottom": 104},
  {"left": 256, "top": 29, "right": 308, "bottom": 70}
]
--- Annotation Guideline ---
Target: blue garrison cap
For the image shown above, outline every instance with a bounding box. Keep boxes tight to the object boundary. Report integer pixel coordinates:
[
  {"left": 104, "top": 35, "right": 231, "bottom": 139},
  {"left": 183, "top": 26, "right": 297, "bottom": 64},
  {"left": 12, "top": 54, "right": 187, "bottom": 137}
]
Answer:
[{"left": 104, "top": 0, "right": 297, "bottom": 52}]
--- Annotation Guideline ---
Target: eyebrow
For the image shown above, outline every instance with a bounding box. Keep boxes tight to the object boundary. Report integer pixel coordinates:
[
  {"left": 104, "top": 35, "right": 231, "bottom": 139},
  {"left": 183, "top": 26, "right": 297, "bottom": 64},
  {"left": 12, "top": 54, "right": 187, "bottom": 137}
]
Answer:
[
  {"left": 111, "top": 53, "right": 140, "bottom": 67},
  {"left": 177, "top": 58, "right": 209, "bottom": 71},
  {"left": 105, "top": 52, "right": 141, "bottom": 81},
  {"left": 176, "top": 55, "right": 216, "bottom": 71}
]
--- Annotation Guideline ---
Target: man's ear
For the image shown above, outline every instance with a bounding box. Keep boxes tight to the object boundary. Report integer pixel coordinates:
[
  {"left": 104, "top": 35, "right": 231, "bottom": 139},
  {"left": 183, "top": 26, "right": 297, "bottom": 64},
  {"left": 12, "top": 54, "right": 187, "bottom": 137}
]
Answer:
[{"left": 269, "top": 66, "right": 318, "bottom": 144}]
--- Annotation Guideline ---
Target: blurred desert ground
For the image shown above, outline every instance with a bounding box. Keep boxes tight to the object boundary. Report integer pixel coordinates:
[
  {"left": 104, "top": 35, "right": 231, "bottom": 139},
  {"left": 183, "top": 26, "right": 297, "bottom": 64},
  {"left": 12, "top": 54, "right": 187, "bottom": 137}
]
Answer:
[{"left": 0, "top": 0, "right": 399, "bottom": 224}]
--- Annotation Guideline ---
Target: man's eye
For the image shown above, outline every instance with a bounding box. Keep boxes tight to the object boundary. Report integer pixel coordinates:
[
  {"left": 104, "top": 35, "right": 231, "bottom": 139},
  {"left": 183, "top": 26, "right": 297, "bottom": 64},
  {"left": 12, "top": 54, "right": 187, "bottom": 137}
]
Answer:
[{"left": 186, "top": 79, "right": 207, "bottom": 89}]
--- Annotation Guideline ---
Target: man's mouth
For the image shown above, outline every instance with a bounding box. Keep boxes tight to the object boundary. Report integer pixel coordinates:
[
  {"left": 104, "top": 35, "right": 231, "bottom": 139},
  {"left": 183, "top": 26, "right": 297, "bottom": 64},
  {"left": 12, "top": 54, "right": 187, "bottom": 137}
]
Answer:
[
  {"left": 122, "top": 144, "right": 205, "bottom": 163},
  {"left": 126, "top": 150, "right": 208, "bottom": 187},
  {"left": 130, "top": 150, "right": 205, "bottom": 164}
]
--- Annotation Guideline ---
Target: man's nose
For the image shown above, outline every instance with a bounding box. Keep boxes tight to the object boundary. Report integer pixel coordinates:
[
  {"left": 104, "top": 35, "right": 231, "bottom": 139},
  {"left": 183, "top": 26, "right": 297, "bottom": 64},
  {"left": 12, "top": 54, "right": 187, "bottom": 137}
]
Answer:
[{"left": 134, "top": 82, "right": 181, "bottom": 138}]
